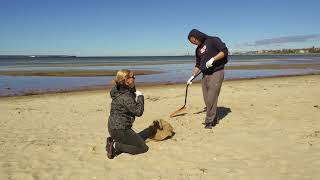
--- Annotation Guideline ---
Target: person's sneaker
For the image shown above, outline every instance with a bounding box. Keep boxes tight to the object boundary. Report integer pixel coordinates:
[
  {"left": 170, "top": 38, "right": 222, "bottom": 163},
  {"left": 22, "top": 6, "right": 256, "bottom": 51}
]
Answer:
[
  {"left": 203, "top": 116, "right": 219, "bottom": 126},
  {"left": 106, "top": 137, "right": 115, "bottom": 159},
  {"left": 215, "top": 116, "right": 219, "bottom": 125},
  {"left": 204, "top": 122, "right": 215, "bottom": 129}
]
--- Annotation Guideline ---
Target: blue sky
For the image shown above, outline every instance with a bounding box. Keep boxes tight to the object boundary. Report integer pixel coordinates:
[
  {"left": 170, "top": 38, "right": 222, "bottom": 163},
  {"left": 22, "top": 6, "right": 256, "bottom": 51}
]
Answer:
[{"left": 0, "top": 0, "right": 319, "bottom": 56}]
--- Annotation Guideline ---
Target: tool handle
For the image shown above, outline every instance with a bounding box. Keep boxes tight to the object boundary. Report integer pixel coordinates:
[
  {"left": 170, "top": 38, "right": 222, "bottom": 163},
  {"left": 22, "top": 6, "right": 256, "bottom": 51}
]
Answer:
[
  {"left": 191, "top": 70, "right": 202, "bottom": 81},
  {"left": 183, "top": 71, "right": 202, "bottom": 107}
]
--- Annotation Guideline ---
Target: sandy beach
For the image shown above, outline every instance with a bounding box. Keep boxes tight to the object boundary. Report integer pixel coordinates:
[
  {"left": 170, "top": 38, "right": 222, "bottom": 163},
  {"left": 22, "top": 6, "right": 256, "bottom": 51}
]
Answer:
[{"left": 1, "top": 75, "right": 320, "bottom": 180}]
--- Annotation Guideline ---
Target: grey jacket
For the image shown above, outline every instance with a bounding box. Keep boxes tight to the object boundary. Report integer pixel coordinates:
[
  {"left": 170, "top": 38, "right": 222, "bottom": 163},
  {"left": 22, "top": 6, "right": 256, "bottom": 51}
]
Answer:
[{"left": 108, "top": 84, "right": 144, "bottom": 130}]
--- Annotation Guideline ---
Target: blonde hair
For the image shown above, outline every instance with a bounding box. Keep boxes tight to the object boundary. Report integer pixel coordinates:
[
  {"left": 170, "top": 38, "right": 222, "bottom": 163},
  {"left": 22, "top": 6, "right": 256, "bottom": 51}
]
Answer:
[{"left": 112, "top": 69, "right": 133, "bottom": 85}]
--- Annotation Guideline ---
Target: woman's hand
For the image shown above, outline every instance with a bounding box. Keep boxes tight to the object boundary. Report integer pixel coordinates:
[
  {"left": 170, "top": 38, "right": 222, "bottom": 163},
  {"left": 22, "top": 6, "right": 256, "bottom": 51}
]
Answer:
[
  {"left": 135, "top": 91, "right": 143, "bottom": 96},
  {"left": 135, "top": 91, "right": 143, "bottom": 102}
]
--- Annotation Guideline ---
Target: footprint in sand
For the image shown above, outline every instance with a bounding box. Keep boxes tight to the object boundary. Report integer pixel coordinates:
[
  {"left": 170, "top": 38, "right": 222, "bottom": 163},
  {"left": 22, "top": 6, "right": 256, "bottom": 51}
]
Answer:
[
  {"left": 32, "top": 170, "right": 50, "bottom": 180},
  {"left": 146, "top": 96, "right": 160, "bottom": 102}
]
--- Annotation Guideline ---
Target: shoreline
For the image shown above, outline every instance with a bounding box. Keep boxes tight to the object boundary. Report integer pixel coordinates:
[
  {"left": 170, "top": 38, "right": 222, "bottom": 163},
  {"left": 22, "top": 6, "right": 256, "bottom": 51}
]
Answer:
[
  {"left": 1, "top": 72, "right": 320, "bottom": 98},
  {"left": 0, "top": 63, "right": 319, "bottom": 77},
  {"left": 0, "top": 70, "right": 162, "bottom": 77},
  {"left": 6, "top": 60, "right": 194, "bottom": 67}
]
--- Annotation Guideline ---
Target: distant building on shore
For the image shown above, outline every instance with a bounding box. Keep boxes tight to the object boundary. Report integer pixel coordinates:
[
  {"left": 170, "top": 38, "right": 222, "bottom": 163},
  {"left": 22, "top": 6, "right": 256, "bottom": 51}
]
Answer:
[{"left": 233, "top": 46, "right": 320, "bottom": 55}]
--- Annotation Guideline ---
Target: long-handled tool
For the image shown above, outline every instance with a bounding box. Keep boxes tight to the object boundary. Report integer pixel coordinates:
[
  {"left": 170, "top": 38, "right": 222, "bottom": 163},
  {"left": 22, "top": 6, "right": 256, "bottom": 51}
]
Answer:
[{"left": 170, "top": 71, "right": 202, "bottom": 118}]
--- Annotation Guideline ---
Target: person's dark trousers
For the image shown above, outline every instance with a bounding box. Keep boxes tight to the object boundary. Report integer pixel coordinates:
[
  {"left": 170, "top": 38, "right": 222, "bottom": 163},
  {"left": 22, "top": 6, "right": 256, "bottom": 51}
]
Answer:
[
  {"left": 202, "top": 69, "right": 224, "bottom": 124},
  {"left": 108, "top": 128, "right": 149, "bottom": 155}
]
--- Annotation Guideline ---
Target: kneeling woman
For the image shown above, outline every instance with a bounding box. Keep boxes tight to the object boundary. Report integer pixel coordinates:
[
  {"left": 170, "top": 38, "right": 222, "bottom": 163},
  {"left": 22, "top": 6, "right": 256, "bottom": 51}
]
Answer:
[{"left": 106, "top": 69, "right": 148, "bottom": 159}]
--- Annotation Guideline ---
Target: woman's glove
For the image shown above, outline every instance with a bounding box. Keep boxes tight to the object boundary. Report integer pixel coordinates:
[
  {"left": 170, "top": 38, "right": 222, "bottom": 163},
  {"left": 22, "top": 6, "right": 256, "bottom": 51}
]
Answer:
[{"left": 135, "top": 91, "right": 143, "bottom": 101}]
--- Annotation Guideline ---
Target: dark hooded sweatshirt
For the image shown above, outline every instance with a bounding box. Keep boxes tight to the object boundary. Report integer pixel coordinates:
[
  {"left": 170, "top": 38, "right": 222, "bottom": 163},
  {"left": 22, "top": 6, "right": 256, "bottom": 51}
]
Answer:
[
  {"left": 108, "top": 84, "right": 144, "bottom": 130},
  {"left": 188, "top": 29, "right": 228, "bottom": 75}
]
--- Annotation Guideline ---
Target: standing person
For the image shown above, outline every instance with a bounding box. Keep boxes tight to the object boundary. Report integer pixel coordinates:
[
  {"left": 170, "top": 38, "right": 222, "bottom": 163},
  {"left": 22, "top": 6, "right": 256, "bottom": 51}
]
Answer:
[
  {"left": 187, "top": 29, "right": 229, "bottom": 129},
  {"left": 106, "top": 69, "right": 149, "bottom": 159}
]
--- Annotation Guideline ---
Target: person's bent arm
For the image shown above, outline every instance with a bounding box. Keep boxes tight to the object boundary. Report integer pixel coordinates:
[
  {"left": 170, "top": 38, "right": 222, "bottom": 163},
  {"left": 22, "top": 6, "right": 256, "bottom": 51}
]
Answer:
[
  {"left": 206, "top": 51, "right": 227, "bottom": 68},
  {"left": 126, "top": 95, "right": 144, "bottom": 117},
  {"left": 212, "top": 51, "right": 225, "bottom": 62},
  {"left": 206, "top": 37, "right": 228, "bottom": 68}
]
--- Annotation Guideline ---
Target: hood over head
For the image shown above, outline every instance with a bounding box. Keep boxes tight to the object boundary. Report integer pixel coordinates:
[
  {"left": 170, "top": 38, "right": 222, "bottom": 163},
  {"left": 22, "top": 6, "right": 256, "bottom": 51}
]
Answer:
[{"left": 188, "top": 29, "right": 208, "bottom": 43}]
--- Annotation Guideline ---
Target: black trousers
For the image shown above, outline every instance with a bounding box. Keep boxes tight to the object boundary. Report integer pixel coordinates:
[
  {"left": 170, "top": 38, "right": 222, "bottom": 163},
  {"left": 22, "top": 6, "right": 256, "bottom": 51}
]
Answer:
[{"left": 108, "top": 128, "right": 149, "bottom": 155}]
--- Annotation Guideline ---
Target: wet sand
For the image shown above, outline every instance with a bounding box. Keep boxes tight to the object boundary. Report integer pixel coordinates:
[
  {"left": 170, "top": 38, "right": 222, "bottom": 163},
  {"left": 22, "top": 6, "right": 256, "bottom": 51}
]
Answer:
[
  {"left": 0, "top": 70, "right": 161, "bottom": 77},
  {"left": 0, "top": 75, "right": 319, "bottom": 179},
  {"left": 1, "top": 63, "right": 319, "bottom": 77}
]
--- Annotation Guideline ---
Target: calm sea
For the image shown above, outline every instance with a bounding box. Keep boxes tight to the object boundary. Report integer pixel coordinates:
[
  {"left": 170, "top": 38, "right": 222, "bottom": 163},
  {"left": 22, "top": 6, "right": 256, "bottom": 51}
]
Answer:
[{"left": 1, "top": 55, "right": 320, "bottom": 96}]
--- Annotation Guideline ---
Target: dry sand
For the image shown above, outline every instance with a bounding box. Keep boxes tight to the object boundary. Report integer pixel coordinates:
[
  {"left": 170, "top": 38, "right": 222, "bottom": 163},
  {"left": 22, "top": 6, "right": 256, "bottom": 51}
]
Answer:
[{"left": 0, "top": 75, "right": 320, "bottom": 180}]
